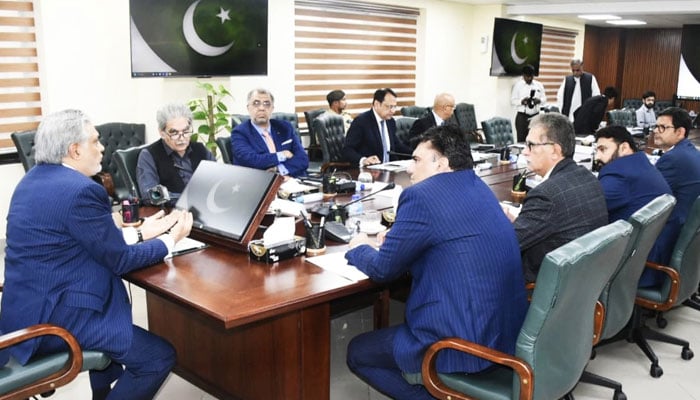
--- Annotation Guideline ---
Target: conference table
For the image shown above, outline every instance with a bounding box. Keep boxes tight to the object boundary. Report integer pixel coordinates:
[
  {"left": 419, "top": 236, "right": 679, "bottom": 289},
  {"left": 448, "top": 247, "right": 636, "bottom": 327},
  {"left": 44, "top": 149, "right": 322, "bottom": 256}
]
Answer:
[{"left": 125, "top": 159, "right": 523, "bottom": 400}]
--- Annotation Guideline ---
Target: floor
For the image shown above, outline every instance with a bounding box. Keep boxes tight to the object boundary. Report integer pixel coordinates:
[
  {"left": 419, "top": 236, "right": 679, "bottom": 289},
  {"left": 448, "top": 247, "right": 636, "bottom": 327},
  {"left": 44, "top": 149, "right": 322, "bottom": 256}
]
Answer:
[{"left": 3, "top": 241, "right": 700, "bottom": 399}]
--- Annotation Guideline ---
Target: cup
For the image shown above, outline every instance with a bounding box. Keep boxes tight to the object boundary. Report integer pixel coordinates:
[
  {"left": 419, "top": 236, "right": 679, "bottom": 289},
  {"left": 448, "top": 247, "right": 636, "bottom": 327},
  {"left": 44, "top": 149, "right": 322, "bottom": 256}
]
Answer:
[
  {"left": 305, "top": 222, "right": 326, "bottom": 256},
  {"left": 361, "top": 210, "right": 382, "bottom": 227},
  {"left": 511, "top": 190, "right": 527, "bottom": 204}
]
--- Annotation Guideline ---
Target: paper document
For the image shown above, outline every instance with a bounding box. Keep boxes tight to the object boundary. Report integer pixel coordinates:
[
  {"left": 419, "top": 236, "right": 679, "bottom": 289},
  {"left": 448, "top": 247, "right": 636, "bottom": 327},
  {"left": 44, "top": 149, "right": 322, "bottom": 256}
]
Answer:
[
  {"left": 168, "top": 237, "right": 207, "bottom": 258},
  {"left": 306, "top": 251, "right": 369, "bottom": 282},
  {"left": 269, "top": 198, "right": 306, "bottom": 217},
  {"left": 366, "top": 159, "right": 412, "bottom": 172}
]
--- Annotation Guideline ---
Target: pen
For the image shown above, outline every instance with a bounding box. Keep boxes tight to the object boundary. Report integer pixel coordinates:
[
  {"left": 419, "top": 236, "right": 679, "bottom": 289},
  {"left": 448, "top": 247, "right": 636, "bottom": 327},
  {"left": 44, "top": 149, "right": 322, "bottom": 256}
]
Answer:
[{"left": 300, "top": 211, "right": 313, "bottom": 229}]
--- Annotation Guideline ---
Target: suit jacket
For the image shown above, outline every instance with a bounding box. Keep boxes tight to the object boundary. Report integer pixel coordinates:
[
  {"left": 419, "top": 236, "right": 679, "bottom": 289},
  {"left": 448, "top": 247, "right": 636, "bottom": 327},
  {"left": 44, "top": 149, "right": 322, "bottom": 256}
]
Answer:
[
  {"left": 573, "top": 94, "right": 608, "bottom": 135},
  {"left": 407, "top": 113, "right": 437, "bottom": 143},
  {"left": 230, "top": 119, "right": 309, "bottom": 177},
  {"left": 515, "top": 158, "right": 608, "bottom": 282},
  {"left": 346, "top": 169, "right": 527, "bottom": 374},
  {"left": 342, "top": 109, "right": 411, "bottom": 165},
  {"left": 655, "top": 138, "right": 700, "bottom": 227},
  {"left": 0, "top": 164, "right": 168, "bottom": 365},
  {"left": 599, "top": 151, "right": 680, "bottom": 285}
]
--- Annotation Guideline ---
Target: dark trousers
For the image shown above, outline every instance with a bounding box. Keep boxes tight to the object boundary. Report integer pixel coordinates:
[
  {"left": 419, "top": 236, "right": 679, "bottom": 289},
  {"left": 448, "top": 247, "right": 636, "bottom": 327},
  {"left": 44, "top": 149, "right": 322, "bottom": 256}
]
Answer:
[
  {"left": 346, "top": 325, "right": 434, "bottom": 400},
  {"left": 515, "top": 112, "right": 537, "bottom": 142}
]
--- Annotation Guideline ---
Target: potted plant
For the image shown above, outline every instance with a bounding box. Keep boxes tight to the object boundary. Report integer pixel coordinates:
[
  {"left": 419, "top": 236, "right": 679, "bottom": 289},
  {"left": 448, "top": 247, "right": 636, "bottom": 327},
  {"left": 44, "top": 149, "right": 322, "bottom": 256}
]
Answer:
[{"left": 188, "top": 82, "right": 233, "bottom": 158}]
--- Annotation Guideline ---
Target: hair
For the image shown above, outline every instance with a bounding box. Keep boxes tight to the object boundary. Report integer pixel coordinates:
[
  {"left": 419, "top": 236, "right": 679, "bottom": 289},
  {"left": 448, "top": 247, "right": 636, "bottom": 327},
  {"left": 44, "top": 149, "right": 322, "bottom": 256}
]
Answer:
[
  {"left": 326, "top": 90, "right": 345, "bottom": 106},
  {"left": 246, "top": 88, "right": 275, "bottom": 104},
  {"left": 570, "top": 59, "right": 583, "bottom": 67},
  {"left": 34, "top": 109, "right": 92, "bottom": 165},
  {"left": 594, "top": 125, "right": 638, "bottom": 152},
  {"left": 604, "top": 86, "right": 618, "bottom": 99},
  {"left": 529, "top": 113, "right": 576, "bottom": 158},
  {"left": 522, "top": 64, "right": 535, "bottom": 76},
  {"left": 657, "top": 107, "right": 693, "bottom": 137},
  {"left": 414, "top": 124, "right": 473, "bottom": 171},
  {"left": 642, "top": 90, "right": 656, "bottom": 99},
  {"left": 372, "top": 88, "right": 397, "bottom": 103},
  {"left": 156, "top": 103, "right": 193, "bottom": 131}
]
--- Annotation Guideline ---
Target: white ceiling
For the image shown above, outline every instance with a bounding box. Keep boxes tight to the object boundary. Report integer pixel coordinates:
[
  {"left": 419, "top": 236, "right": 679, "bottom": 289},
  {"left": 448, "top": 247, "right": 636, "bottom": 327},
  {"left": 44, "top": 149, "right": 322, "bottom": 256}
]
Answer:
[{"left": 452, "top": 0, "right": 700, "bottom": 28}]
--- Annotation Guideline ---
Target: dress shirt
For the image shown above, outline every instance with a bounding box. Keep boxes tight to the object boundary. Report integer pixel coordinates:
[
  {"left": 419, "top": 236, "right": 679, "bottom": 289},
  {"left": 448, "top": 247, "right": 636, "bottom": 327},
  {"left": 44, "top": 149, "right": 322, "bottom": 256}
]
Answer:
[
  {"left": 636, "top": 105, "right": 656, "bottom": 128},
  {"left": 557, "top": 75, "right": 601, "bottom": 120},
  {"left": 511, "top": 78, "right": 547, "bottom": 116},
  {"left": 253, "top": 123, "right": 290, "bottom": 175},
  {"left": 359, "top": 110, "right": 392, "bottom": 167}
]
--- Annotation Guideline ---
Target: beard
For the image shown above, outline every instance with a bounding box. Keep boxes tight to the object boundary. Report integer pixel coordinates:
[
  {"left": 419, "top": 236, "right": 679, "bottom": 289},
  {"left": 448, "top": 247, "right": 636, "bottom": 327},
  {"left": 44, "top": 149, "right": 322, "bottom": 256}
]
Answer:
[{"left": 645, "top": 102, "right": 655, "bottom": 109}]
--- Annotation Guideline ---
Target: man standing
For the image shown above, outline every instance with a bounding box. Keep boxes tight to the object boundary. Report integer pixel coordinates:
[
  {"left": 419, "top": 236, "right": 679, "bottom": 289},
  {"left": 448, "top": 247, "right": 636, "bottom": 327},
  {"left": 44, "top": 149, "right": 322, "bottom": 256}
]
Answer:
[
  {"left": 653, "top": 107, "right": 700, "bottom": 228},
  {"left": 324, "top": 89, "right": 353, "bottom": 133},
  {"left": 506, "top": 113, "right": 608, "bottom": 282},
  {"left": 137, "top": 103, "right": 215, "bottom": 205},
  {"left": 407, "top": 92, "right": 456, "bottom": 146},
  {"left": 231, "top": 88, "right": 309, "bottom": 178},
  {"left": 557, "top": 59, "right": 601, "bottom": 121},
  {"left": 342, "top": 88, "right": 412, "bottom": 166},
  {"left": 636, "top": 90, "right": 657, "bottom": 129},
  {"left": 573, "top": 86, "right": 617, "bottom": 135},
  {"left": 594, "top": 126, "right": 680, "bottom": 286},
  {"left": 345, "top": 125, "right": 528, "bottom": 399},
  {"left": 0, "top": 109, "right": 193, "bottom": 400},
  {"left": 511, "top": 64, "right": 546, "bottom": 142}
]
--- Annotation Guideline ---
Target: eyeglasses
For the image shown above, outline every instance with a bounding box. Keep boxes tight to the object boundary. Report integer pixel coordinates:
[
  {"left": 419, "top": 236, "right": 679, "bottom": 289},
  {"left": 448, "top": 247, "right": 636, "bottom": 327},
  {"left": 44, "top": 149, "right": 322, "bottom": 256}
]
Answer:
[
  {"left": 165, "top": 128, "right": 193, "bottom": 139},
  {"left": 525, "top": 141, "right": 555, "bottom": 151},
  {"left": 443, "top": 104, "right": 456, "bottom": 109},
  {"left": 382, "top": 102, "right": 397, "bottom": 110},
  {"left": 651, "top": 124, "right": 676, "bottom": 133},
  {"left": 249, "top": 100, "right": 273, "bottom": 109}
]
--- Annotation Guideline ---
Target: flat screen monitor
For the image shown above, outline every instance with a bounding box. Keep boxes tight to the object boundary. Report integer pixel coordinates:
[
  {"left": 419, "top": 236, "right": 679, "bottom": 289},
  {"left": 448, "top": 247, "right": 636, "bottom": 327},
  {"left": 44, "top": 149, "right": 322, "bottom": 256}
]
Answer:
[
  {"left": 175, "top": 161, "right": 279, "bottom": 245},
  {"left": 490, "top": 18, "right": 543, "bottom": 77},
  {"left": 677, "top": 24, "right": 700, "bottom": 100},
  {"left": 129, "top": 0, "right": 268, "bottom": 77}
]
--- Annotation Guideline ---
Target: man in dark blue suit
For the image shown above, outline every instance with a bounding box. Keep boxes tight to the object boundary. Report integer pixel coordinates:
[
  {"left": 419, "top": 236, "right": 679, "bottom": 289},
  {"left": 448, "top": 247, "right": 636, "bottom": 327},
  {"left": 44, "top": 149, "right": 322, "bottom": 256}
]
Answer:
[
  {"left": 345, "top": 125, "right": 528, "bottom": 399},
  {"left": 653, "top": 107, "right": 700, "bottom": 228},
  {"left": 594, "top": 126, "right": 680, "bottom": 286},
  {"left": 407, "top": 92, "right": 456, "bottom": 148},
  {"left": 231, "top": 88, "right": 309, "bottom": 178},
  {"left": 0, "top": 110, "right": 193, "bottom": 400},
  {"left": 342, "top": 88, "right": 411, "bottom": 166}
]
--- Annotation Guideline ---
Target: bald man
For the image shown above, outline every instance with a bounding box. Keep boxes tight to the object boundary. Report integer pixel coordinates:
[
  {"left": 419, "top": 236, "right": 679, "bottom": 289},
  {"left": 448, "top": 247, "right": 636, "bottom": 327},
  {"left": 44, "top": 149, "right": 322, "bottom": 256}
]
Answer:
[{"left": 407, "top": 93, "right": 456, "bottom": 148}]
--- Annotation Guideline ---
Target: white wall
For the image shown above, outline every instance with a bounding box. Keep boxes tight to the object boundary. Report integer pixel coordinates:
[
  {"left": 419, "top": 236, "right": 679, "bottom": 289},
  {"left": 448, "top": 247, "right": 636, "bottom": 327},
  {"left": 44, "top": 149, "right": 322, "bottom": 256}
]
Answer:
[{"left": 0, "top": 0, "right": 585, "bottom": 239}]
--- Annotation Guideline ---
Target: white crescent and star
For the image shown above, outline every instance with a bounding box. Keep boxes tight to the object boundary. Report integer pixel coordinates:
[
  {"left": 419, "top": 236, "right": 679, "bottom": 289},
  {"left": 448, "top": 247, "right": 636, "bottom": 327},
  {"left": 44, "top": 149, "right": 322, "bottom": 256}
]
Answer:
[
  {"left": 206, "top": 181, "right": 240, "bottom": 213},
  {"left": 510, "top": 33, "right": 528, "bottom": 65},
  {"left": 183, "top": 0, "right": 234, "bottom": 57}
]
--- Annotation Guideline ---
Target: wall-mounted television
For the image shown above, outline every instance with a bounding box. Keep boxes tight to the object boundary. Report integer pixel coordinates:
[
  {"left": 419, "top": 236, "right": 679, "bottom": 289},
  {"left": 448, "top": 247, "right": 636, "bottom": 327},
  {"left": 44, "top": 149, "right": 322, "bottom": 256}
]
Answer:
[
  {"left": 490, "top": 18, "right": 543, "bottom": 77},
  {"left": 130, "top": 0, "right": 268, "bottom": 78},
  {"left": 677, "top": 24, "right": 700, "bottom": 100}
]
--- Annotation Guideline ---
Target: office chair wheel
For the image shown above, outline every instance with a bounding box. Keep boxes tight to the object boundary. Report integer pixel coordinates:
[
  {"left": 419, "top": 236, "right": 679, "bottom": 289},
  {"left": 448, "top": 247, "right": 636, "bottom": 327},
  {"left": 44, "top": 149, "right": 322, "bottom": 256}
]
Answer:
[
  {"left": 655, "top": 314, "right": 668, "bottom": 329},
  {"left": 650, "top": 363, "right": 663, "bottom": 378},
  {"left": 681, "top": 347, "right": 694, "bottom": 360},
  {"left": 613, "top": 390, "right": 627, "bottom": 400},
  {"left": 590, "top": 348, "right": 597, "bottom": 359}
]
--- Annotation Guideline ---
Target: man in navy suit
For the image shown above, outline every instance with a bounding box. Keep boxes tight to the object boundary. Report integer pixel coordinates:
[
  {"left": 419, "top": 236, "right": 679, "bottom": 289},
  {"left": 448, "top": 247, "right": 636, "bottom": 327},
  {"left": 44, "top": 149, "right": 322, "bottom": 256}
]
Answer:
[
  {"left": 0, "top": 110, "right": 193, "bottom": 400},
  {"left": 345, "top": 125, "right": 528, "bottom": 399},
  {"left": 407, "top": 92, "right": 456, "bottom": 148},
  {"left": 231, "top": 88, "right": 309, "bottom": 178},
  {"left": 654, "top": 107, "right": 700, "bottom": 227},
  {"left": 342, "top": 88, "right": 412, "bottom": 166}
]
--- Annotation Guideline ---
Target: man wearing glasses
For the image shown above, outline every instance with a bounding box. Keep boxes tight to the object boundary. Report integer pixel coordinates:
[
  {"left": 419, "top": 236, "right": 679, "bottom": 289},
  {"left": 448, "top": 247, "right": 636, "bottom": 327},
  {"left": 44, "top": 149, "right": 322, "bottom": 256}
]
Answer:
[
  {"left": 653, "top": 107, "right": 700, "bottom": 231},
  {"left": 343, "top": 88, "right": 412, "bottom": 166},
  {"left": 137, "top": 102, "right": 215, "bottom": 205},
  {"left": 503, "top": 113, "right": 607, "bottom": 283},
  {"left": 407, "top": 92, "right": 457, "bottom": 148},
  {"left": 231, "top": 88, "right": 309, "bottom": 178}
]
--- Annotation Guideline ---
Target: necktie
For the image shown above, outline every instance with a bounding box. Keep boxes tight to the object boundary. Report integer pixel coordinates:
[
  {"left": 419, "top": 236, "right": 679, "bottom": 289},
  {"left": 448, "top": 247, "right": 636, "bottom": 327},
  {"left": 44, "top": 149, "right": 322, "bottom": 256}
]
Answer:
[
  {"left": 380, "top": 120, "right": 388, "bottom": 163},
  {"left": 262, "top": 129, "right": 276, "bottom": 153}
]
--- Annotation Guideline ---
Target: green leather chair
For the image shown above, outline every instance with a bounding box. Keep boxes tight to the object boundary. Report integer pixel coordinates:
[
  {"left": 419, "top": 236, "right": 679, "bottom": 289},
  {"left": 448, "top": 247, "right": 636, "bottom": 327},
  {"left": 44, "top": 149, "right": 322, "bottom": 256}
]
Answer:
[
  {"left": 312, "top": 113, "right": 350, "bottom": 173},
  {"left": 580, "top": 194, "right": 676, "bottom": 399},
  {"left": 216, "top": 136, "right": 233, "bottom": 164},
  {"left": 607, "top": 109, "right": 637, "bottom": 128},
  {"left": 10, "top": 130, "right": 36, "bottom": 172},
  {"left": 453, "top": 103, "right": 482, "bottom": 143},
  {"left": 400, "top": 105, "right": 429, "bottom": 119},
  {"left": 481, "top": 117, "right": 514, "bottom": 148},
  {"left": 95, "top": 123, "right": 146, "bottom": 201},
  {"left": 407, "top": 220, "right": 633, "bottom": 400},
  {"left": 303, "top": 108, "right": 326, "bottom": 148},
  {"left": 271, "top": 112, "right": 300, "bottom": 138},
  {"left": 631, "top": 195, "right": 700, "bottom": 377},
  {"left": 113, "top": 144, "right": 148, "bottom": 199},
  {"left": 395, "top": 116, "right": 417, "bottom": 148}
]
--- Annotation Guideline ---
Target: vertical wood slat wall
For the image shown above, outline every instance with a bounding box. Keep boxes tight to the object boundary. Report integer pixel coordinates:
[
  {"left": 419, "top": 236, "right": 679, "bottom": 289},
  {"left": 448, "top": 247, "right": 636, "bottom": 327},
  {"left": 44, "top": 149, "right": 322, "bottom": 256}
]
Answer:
[
  {"left": 538, "top": 26, "right": 578, "bottom": 105},
  {"left": 0, "top": 0, "right": 40, "bottom": 152},
  {"left": 294, "top": 0, "right": 418, "bottom": 131}
]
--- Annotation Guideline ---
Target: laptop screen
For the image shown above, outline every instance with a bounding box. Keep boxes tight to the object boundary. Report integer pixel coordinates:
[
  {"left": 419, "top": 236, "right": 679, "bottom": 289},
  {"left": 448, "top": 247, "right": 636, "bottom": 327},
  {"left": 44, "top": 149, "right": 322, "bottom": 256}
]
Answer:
[{"left": 175, "top": 160, "right": 277, "bottom": 241}]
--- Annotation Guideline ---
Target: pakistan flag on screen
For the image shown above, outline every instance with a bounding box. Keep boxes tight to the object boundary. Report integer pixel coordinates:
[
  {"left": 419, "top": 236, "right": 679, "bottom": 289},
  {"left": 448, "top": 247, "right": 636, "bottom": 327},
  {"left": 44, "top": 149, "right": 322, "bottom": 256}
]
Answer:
[
  {"left": 130, "top": 0, "right": 268, "bottom": 76},
  {"left": 490, "top": 18, "right": 542, "bottom": 76}
]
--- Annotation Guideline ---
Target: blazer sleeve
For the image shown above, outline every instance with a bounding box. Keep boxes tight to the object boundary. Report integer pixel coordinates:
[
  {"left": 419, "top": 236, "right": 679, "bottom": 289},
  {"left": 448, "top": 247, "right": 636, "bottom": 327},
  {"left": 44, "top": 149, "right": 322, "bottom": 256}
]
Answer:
[
  {"left": 513, "top": 187, "right": 557, "bottom": 251},
  {"left": 231, "top": 123, "right": 279, "bottom": 170},
  {"left": 280, "top": 124, "right": 309, "bottom": 177},
  {"left": 598, "top": 171, "right": 630, "bottom": 220}
]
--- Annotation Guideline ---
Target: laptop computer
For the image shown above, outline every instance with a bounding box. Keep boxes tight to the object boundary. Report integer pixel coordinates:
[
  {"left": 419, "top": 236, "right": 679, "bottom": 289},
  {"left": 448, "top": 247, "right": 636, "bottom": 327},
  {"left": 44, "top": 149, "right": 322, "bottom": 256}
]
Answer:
[{"left": 175, "top": 160, "right": 281, "bottom": 246}]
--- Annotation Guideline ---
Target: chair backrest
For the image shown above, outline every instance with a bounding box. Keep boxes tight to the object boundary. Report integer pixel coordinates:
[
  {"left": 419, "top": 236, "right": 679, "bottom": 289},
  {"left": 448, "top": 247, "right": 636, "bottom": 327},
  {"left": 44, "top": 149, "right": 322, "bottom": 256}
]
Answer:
[
  {"left": 481, "top": 117, "right": 514, "bottom": 148},
  {"left": 395, "top": 116, "right": 417, "bottom": 148},
  {"left": 95, "top": 123, "right": 146, "bottom": 200},
  {"left": 516, "top": 220, "right": 632, "bottom": 399},
  {"left": 622, "top": 98, "right": 642, "bottom": 111},
  {"left": 400, "top": 105, "right": 429, "bottom": 118},
  {"left": 303, "top": 108, "right": 326, "bottom": 146},
  {"left": 231, "top": 114, "right": 250, "bottom": 128},
  {"left": 113, "top": 145, "right": 148, "bottom": 199},
  {"left": 607, "top": 109, "right": 637, "bottom": 128},
  {"left": 216, "top": 136, "right": 233, "bottom": 164},
  {"left": 655, "top": 100, "right": 674, "bottom": 115},
  {"left": 10, "top": 130, "right": 36, "bottom": 172},
  {"left": 599, "top": 194, "right": 676, "bottom": 339},
  {"left": 661, "top": 195, "right": 700, "bottom": 303},
  {"left": 313, "top": 113, "right": 345, "bottom": 164},
  {"left": 453, "top": 102, "right": 477, "bottom": 132},
  {"left": 271, "top": 112, "right": 300, "bottom": 138}
]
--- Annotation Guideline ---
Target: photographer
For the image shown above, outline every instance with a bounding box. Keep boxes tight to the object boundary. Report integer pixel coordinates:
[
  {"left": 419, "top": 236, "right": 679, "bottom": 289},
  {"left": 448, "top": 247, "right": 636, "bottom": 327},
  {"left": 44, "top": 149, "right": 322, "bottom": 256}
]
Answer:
[
  {"left": 511, "top": 64, "right": 546, "bottom": 142},
  {"left": 137, "top": 103, "right": 215, "bottom": 205}
]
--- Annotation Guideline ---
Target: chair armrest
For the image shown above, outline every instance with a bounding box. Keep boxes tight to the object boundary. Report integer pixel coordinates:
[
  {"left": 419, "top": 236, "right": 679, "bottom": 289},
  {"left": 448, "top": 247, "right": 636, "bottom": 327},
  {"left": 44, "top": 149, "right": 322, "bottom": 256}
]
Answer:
[
  {"left": 593, "top": 300, "right": 605, "bottom": 346},
  {"left": 92, "top": 171, "right": 115, "bottom": 198},
  {"left": 0, "top": 324, "right": 83, "bottom": 400},
  {"left": 525, "top": 282, "right": 535, "bottom": 302},
  {"left": 635, "top": 261, "right": 680, "bottom": 311},
  {"left": 320, "top": 161, "right": 352, "bottom": 174},
  {"left": 421, "top": 337, "right": 534, "bottom": 400}
]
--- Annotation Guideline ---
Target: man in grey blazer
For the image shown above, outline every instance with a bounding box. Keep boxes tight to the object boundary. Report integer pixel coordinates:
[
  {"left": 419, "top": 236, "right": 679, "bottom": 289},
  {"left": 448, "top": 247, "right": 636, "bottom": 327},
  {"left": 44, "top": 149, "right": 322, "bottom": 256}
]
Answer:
[{"left": 504, "top": 113, "right": 608, "bottom": 282}]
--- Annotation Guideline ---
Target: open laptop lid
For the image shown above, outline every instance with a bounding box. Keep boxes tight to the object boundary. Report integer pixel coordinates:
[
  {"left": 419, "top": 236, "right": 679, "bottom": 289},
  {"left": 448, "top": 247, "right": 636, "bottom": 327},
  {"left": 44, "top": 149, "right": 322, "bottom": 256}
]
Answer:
[{"left": 175, "top": 160, "right": 280, "bottom": 246}]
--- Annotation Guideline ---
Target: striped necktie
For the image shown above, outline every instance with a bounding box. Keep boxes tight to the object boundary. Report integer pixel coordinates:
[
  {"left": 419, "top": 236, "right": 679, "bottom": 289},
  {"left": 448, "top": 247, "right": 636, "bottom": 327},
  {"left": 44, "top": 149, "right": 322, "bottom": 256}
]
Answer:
[
  {"left": 380, "top": 120, "right": 388, "bottom": 163},
  {"left": 262, "top": 129, "right": 276, "bottom": 153}
]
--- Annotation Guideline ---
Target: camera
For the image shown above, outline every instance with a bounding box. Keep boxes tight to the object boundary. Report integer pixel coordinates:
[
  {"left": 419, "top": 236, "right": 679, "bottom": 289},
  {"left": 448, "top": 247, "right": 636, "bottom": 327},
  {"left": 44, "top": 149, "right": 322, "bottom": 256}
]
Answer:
[
  {"left": 526, "top": 89, "right": 537, "bottom": 109},
  {"left": 147, "top": 184, "right": 171, "bottom": 206}
]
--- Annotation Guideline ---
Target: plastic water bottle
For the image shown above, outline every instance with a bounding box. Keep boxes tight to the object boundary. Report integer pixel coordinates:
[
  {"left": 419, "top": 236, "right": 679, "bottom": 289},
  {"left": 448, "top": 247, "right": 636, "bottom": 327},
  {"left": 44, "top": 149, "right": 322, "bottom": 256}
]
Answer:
[{"left": 347, "top": 194, "right": 364, "bottom": 217}]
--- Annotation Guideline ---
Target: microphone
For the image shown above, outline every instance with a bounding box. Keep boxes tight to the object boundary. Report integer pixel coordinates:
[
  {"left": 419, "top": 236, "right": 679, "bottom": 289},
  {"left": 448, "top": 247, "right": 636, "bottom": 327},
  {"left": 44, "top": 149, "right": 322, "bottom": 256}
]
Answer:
[{"left": 332, "top": 182, "right": 396, "bottom": 223}]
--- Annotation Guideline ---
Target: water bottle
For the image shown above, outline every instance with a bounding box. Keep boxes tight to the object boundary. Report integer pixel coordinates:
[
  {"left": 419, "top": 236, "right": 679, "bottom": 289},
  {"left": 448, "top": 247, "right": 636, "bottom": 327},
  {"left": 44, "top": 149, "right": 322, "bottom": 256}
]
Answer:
[{"left": 347, "top": 194, "right": 363, "bottom": 217}]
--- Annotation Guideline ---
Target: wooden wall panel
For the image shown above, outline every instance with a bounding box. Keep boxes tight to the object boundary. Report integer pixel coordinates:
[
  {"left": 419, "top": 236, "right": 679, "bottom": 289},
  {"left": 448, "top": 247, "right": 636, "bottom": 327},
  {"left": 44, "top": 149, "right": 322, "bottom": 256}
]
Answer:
[{"left": 584, "top": 27, "right": 624, "bottom": 109}]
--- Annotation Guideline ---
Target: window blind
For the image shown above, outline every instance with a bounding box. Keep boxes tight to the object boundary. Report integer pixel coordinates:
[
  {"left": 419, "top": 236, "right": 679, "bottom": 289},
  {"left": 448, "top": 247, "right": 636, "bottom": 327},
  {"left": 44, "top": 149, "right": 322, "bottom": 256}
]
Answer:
[{"left": 538, "top": 26, "right": 578, "bottom": 104}]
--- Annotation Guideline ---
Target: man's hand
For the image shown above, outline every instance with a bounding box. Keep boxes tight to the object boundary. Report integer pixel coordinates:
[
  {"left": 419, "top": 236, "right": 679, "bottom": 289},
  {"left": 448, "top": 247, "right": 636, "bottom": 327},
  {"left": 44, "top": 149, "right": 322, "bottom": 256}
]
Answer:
[
  {"left": 139, "top": 210, "right": 177, "bottom": 240},
  {"left": 501, "top": 204, "right": 516, "bottom": 223},
  {"left": 167, "top": 209, "right": 193, "bottom": 243},
  {"left": 282, "top": 150, "right": 294, "bottom": 159},
  {"left": 349, "top": 232, "right": 374, "bottom": 249},
  {"left": 363, "top": 155, "right": 381, "bottom": 166},
  {"left": 376, "top": 229, "right": 389, "bottom": 246}
]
